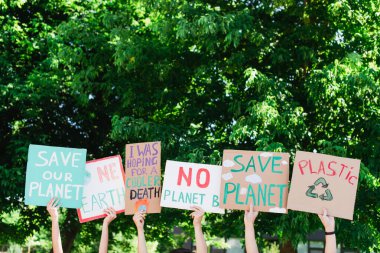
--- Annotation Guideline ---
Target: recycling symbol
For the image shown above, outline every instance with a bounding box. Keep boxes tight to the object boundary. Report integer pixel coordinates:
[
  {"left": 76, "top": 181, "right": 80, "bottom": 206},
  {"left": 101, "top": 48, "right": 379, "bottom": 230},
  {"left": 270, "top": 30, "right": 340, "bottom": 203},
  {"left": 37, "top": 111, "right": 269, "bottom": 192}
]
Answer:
[{"left": 305, "top": 177, "right": 333, "bottom": 201}]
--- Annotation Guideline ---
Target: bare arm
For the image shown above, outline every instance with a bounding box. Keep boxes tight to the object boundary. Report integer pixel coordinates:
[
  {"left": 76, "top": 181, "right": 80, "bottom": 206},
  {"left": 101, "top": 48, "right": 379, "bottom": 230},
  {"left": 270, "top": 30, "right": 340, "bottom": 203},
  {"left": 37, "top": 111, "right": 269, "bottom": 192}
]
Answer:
[
  {"left": 190, "top": 206, "right": 207, "bottom": 253},
  {"left": 318, "top": 209, "right": 336, "bottom": 253},
  {"left": 99, "top": 207, "right": 117, "bottom": 253},
  {"left": 133, "top": 211, "right": 148, "bottom": 253},
  {"left": 47, "top": 198, "right": 63, "bottom": 253},
  {"left": 244, "top": 204, "right": 259, "bottom": 253}
]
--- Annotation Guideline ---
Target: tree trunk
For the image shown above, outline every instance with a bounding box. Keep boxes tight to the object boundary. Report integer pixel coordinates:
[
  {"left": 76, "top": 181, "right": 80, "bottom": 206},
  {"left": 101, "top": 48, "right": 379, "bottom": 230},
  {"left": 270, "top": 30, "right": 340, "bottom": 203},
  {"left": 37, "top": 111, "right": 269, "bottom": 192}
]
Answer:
[
  {"left": 62, "top": 222, "right": 81, "bottom": 253},
  {"left": 280, "top": 241, "right": 297, "bottom": 253}
]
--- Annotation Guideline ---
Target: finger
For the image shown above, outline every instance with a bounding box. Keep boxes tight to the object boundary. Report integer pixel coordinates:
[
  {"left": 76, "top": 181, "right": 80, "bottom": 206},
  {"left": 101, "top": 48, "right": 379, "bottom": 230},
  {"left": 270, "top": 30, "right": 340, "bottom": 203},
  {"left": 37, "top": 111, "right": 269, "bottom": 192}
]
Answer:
[
  {"left": 107, "top": 207, "right": 115, "bottom": 215},
  {"left": 48, "top": 198, "right": 54, "bottom": 206},
  {"left": 190, "top": 206, "right": 201, "bottom": 212},
  {"left": 49, "top": 198, "right": 56, "bottom": 207},
  {"left": 323, "top": 208, "right": 327, "bottom": 217},
  {"left": 249, "top": 203, "right": 253, "bottom": 213},
  {"left": 53, "top": 198, "right": 61, "bottom": 208}
]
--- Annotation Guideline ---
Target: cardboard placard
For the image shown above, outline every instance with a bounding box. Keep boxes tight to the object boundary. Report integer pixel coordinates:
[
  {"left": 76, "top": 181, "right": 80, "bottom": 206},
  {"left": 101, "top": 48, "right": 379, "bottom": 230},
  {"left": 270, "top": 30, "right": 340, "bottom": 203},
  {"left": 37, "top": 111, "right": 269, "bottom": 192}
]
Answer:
[
  {"left": 287, "top": 151, "right": 361, "bottom": 220},
  {"left": 77, "top": 155, "right": 125, "bottom": 223},
  {"left": 24, "top": 144, "right": 87, "bottom": 208},
  {"left": 161, "top": 160, "right": 224, "bottom": 213},
  {"left": 220, "top": 150, "right": 289, "bottom": 213},
  {"left": 125, "top": 141, "right": 161, "bottom": 214}
]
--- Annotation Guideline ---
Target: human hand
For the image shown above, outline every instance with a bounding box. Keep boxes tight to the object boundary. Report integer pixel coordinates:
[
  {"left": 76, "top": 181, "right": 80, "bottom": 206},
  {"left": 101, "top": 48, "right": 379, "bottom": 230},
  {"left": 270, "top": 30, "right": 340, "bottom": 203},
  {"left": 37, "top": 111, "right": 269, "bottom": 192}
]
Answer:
[
  {"left": 133, "top": 211, "right": 146, "bottom": 231},
  {"left": 103, "top": 207, "right": 117, "bottom": 226},
  {"left": 318, "top": 208, "right": 335, "bottom": 233},
  {"left": 244, "top": 203, "right": 259, "bottom": 227},
  {"left": 190, "top": 206, "right": 204, "bottom": 227},
  {"left": 47, "top": 198, "right": 60, "bottom": 222}
]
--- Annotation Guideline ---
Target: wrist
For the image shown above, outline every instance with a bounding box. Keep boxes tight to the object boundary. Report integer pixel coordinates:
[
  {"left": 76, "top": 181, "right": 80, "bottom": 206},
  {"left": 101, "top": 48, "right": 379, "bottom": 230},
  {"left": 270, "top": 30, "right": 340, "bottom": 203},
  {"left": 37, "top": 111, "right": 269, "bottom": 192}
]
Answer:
[
  {"left": 193, "top": 223, "right": 202, "bottom": 228},
  {"left": 245, "top": 223, "right": 255, "bottom": 230},
  {"left": 244, "top": 221, "right": 254, "bottom": 227}
]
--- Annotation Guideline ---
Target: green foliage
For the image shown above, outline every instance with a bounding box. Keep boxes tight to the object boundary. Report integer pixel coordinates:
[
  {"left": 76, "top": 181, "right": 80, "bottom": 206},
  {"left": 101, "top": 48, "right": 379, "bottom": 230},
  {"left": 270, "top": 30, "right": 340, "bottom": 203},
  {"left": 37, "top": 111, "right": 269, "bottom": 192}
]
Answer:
[{"left": 0, "top": 0, "right": 379, "bottom": 252}]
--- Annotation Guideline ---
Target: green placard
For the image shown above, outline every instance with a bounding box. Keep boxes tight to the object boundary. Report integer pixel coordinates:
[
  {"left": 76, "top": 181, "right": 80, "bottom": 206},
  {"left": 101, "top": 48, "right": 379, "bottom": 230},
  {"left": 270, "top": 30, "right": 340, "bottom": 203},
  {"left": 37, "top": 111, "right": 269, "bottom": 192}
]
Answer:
[{"left": 24, "top": 144, "right": 87, "bottom": 208}]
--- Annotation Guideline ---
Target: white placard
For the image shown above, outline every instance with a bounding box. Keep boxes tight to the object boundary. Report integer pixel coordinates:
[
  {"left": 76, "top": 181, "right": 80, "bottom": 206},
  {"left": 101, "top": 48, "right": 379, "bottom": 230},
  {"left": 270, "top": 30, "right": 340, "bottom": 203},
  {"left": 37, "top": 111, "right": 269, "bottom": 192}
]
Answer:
[
  {"left": 161, "top": 160, "right": 224, "bottom": 214},
  {"left": 77, "top": 156, "right": 125, "bottom": 222}
]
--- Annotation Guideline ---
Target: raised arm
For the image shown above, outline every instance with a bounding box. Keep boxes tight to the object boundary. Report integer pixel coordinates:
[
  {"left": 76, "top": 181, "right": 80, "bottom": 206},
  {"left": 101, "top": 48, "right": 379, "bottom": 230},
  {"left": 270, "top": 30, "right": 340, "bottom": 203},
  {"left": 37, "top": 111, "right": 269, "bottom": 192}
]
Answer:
[
  {"left": 47, "top": 198, "right": 63, "bottom": 253},
  {"left": 318, "top": 208, "right": 336, "bottom": 253},
  {"left": 190, "top": 206, "right": 207, "bottom": 253},
  {"left": 244, "top": 204, "right": 259, "bottom": 253},
  {"left": 133, "top": 211, "right": 148, "bottom": 253},
  {"left": 99, "top": 207, "right": 117, "bottom": 253}
]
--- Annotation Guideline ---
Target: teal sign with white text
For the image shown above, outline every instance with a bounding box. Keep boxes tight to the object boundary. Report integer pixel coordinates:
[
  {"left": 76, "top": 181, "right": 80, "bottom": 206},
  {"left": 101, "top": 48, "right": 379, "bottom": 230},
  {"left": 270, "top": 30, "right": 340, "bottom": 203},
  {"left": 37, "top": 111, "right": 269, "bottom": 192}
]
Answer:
[{"left": 24, "top": 144, "right": 87, "bottom": 208}]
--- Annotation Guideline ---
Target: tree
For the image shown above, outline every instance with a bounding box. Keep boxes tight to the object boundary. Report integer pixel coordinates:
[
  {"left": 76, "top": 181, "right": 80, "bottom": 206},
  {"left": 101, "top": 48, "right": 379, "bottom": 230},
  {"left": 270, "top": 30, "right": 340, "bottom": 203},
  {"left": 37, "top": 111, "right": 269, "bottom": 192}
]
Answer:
[{"left": 1, "top": 0, "right": 379, "bottom": 252}]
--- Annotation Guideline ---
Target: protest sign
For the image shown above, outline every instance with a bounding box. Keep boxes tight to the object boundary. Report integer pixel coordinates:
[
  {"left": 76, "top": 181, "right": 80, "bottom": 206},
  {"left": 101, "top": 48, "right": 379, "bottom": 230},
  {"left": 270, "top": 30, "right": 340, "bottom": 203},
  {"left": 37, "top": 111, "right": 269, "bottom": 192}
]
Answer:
[
  {"left": 24, "top": 144, "right": 86, "bottom": 208},
  {"left": 220, "top": 150, "right": 289, "bottom": 213},
  {"left": 125, "top": 141, "right": 161, "bottom": 214},
  {"left": 287, "top": 151, "right": 361, "bottom": 220},
  {"left": 77, "top": 155, "right": 125, "bottom": 223},
  {"left": 161, "top": 160, "right": 224, "bottom": 214}
]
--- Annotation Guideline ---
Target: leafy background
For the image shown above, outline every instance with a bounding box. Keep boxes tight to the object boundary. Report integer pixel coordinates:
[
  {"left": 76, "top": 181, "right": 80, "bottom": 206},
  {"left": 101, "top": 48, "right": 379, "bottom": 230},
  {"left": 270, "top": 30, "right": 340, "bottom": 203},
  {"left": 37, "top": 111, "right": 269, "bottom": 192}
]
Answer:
[{"left": 0, "top": 0, "right": 379, "bottom": 252}]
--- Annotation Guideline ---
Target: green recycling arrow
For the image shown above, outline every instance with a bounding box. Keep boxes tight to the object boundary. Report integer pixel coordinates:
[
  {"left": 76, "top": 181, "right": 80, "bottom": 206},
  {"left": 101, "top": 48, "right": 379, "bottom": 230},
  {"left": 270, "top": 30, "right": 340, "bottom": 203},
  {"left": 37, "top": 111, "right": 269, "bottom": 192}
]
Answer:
[
  {"left": 306, "top": 185, "right": 318, "bottom": 198},
  {"left": 319, "top": 189, "right": 333, "bottom": 201},
  {"left": 305, "top": 177, "right": 333, "bottom": 201},
  {"left": 314, "top": 177, "right": 329, "bottom": 188}
]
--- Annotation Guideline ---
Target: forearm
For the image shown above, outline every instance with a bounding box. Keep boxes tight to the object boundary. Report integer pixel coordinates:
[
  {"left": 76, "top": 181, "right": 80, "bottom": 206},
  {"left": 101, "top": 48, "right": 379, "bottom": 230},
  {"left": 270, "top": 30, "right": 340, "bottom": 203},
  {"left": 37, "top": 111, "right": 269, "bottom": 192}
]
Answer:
[
  {"left": 51, "top": 220, "right": 63, "bottom": 253},
  {"left": 324, "top": 234, "right": 336, "bottom": 253},
  {"left": 99, "top": 223, "right": 109, "bottom": 253},
  {"left": 194, "top": 225, "right": 207, "bottom": 253},
  {"left": 245, "top": 224, "right": 259, "bottom": 253},
  {"left": 137, "top": 229, "right": 148, "bottom": 253}
]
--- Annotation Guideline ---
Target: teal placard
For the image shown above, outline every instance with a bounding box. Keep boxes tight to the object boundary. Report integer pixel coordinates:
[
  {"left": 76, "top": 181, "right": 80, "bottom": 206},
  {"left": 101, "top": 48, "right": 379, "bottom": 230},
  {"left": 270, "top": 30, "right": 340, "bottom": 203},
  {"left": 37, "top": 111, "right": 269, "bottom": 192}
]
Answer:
[{"left": 24, "top": 144, "right": 87, "bottom": 208}]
